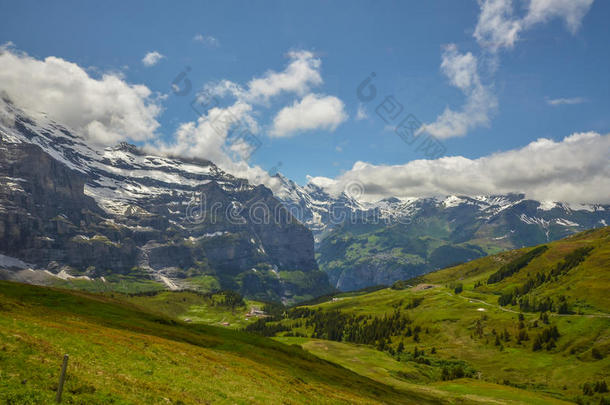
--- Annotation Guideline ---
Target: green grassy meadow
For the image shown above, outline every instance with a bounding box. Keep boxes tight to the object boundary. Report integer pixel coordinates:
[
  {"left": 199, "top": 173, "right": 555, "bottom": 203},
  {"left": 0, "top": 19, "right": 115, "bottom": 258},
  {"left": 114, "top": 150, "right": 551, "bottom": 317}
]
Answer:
[
  {"left": 262, "top": 227, "right": 610, "bottom": 404},
  {"left": 0, "top": 281, "right": 439, "bottom": 404},
  {"left": 1, "top": 227, "right": 608, "bottom": 404}
]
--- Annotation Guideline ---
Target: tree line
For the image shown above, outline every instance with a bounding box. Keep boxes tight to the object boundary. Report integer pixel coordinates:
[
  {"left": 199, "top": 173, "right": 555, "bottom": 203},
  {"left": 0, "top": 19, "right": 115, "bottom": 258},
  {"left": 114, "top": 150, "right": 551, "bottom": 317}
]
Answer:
[
  {"left": 497, "top": 246, "right": 594, "bottom": 313},
  {"left": 487, "top": 245, "right": 548, "bottom": 284}
]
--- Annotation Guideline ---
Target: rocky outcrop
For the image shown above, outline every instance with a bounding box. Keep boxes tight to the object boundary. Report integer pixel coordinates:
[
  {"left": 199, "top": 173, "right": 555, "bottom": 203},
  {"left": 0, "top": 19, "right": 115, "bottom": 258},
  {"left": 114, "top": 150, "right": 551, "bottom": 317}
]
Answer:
[{"left": 0, "top": 99, "right": 331, "bottom": 302}]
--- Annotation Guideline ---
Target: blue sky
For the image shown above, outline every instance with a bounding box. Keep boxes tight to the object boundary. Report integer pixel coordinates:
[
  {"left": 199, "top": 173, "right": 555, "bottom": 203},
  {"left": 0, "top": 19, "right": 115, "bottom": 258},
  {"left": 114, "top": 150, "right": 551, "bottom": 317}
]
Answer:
[{"left": 1, "top": 0, "right": 609, "bottom": 202}]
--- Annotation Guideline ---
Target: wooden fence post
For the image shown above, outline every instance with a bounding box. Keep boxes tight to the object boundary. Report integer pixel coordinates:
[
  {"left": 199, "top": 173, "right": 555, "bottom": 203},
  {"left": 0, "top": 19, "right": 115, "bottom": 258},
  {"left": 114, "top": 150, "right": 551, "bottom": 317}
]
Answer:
[{"left": 55, "top": 354, "right": 69, "bottom": 403}]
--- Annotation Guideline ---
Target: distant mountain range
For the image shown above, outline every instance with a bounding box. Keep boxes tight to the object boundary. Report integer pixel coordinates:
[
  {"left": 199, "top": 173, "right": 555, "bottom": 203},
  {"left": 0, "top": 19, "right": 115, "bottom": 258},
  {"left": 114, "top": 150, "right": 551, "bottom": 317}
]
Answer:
[
  {"left": 273, "top": 173, "right": 609, "bottom": 291},
  {"left": 0, "top": 98, "right": 331, "bottom": 303},
  {"left": 1, "top": 96, "right": 608, "bottom": 298}
]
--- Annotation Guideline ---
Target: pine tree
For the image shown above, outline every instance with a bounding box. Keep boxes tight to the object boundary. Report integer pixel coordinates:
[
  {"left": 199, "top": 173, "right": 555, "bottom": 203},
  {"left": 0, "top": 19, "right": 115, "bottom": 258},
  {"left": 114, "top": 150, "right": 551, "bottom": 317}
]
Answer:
[{"left": 397, "top": 341, "right": 404, "bottom": 354}]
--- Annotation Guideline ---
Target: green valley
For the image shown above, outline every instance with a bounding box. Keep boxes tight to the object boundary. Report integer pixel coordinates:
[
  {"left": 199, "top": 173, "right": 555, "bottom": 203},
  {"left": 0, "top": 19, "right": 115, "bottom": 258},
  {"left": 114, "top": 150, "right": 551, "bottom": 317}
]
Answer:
[
  {"left": 249, "top": 227, "right": 610, "bottom": 404},
  {"left": 1, "top": 229, "right": 608, "bottom": 404}
]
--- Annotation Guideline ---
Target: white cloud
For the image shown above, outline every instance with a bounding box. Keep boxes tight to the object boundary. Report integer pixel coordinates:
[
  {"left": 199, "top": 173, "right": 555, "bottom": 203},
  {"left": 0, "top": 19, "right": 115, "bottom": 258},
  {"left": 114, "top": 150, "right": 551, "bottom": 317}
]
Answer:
[
  {"left": 0, "top": 44, "right": 162, "bottom": 145},
  {"left": 308, "top": 131, "right": 610, "bottom": 205},
  {"left": 524, "top": 0, "right": 594, "bottom": 33},
  {"left": 270, "top": 94, "right": 347, "bottom": 137},
  {"left": 425, "top": 0, "right": 594, "bottom": 139},
  {"left": 246, "top": 50, "right": 322, "bottom": 102},
  {"left": 202, "top": 51, "right": 324, "bottom": 107},
  {"left": 356, "top": 103, "right": 368, "bottom": 120},
  {"left": 153, "top": 101, "right": 255, "bottom": 163},
  {"left": 0, "top": 44, "right": 341, "bottom": 190},
  {"left": 474, "top": 0, "right": 594, "bottom": 52},
  {"left": 421, "top": 45, "right": 497, "bottom": 139},
  {"left": 148, "top": 98, "right": 277, "bottom": 187},
  {"left": 151, "top": 49, "right": 345, "bottom": 188},
  {"left": 142, "top": 51, "right": 164, "bottom": 67},
  {"left": 193, "top": 34, "right": 219, "bottom": 48},
  {"left": 547, "top": 97, "right": 587, "bottom": 106},
  {"left": 474, "top": 0, "right": 522, "bottom": 51}
]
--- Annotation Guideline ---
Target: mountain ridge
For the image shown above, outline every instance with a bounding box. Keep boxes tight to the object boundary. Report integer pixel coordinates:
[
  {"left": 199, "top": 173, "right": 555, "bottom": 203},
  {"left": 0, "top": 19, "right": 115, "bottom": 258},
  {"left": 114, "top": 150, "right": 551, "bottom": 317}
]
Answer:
[
  {"left": 272, "top": 173, "right": 609, "bottom": 291},
  {"left": 0, "top": 98, "right": 330, "bottom": 303}
]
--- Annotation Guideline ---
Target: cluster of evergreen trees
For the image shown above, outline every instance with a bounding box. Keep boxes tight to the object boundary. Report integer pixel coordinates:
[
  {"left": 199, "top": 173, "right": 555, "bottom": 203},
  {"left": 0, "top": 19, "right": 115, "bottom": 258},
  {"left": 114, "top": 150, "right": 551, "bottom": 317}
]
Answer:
[
  {"left": 477, "top": 312, "right": 558, "bottom": 353},
  {"left": 551, "top": 246, "right": 594, "bottom": 276},
  {"left": 394, "top": 346, "right": 476, "bottom": 380},
  {"left": 497, "top": 272, "right": 553, "bottom": 306},
  {"left": 492, "top": 328, "right": 513, "bottom": 346},
  {"left": 499, "top": 291, "right": 570, "bottom": 314},
  {"left": 496, "top": 246, "right": 593, "bottom": 313},
  {"left": 582, "top": 380, "right": 608, "bottom": 396},
  {"left": 487, "top": 245, "right": 548, "bottom": 284},
  {"left": 244, "top": 318, "right": 290, "bottom": 336},
  {"left": 441, "top": 364, "right": 469, "bottom": 380},
  {"left": 532, "top": 325, "right": 560, "bottom": 351},
  {"left": 518, "top": 295, "right": 571, "bottom": 314},
  {"left": 217, "top": 290, "right": 246, "bottom": 309},
  {"left": 288, "top": 308, "right": 412, "bottom": 345}
]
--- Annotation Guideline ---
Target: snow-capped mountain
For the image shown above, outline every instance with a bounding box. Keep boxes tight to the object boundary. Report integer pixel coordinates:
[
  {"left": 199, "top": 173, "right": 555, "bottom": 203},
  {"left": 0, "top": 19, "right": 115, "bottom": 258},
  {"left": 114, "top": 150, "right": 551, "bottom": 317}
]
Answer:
[
  {"left": 273, "top": 173, "right": 609, "bottom": 291},
  {"left": 0, "top": 97, "right": 330, "bottom": 303},
  {"left": 272, "top": 173, "right": 366, "bottom": 241},
  {"left": 274, "top": 172, "right": 608, "bottom": 243},
  {"left": 1, "top": 95, "right": 607, "bottom": 296}
]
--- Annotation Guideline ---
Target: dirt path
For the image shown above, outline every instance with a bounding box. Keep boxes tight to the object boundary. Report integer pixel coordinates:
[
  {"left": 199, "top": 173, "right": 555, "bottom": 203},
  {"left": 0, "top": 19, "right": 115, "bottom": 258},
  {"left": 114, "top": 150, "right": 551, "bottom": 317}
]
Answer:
[
  {"left": 445, "top": 291, "right": 610, "bottom": 318},
  {"left": 445, "top": 292, "right": 520, "bottom": 314}
]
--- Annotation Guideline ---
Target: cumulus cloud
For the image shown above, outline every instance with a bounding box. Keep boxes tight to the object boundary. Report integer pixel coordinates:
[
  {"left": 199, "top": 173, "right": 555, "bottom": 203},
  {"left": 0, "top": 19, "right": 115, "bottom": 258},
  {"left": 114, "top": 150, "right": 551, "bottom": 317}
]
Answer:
[
  {"left": 308, "top": 131, "right": 610, "bottom": 204},
  {"left": 424, "top": 0, "right": 594, "bottom": 139},
  {"left": 147, "top": 97, "right": 282, "bottom": 189},
  {"left": 474, "top": 0, "right": 594, "bottom": 52},
  {"left": 421, "top": 45, "right": 497, "bottom": 139},
  {"left": 270, "top": 94, "right": 347, "bottom": 137},
  {"left": 248, "top": 51, "right": 322, "bottom": 101},
  {"left": 547, "top": 97, "right": 587, "bottom": 106},
  {"left": 142, "top": 51, "right": 164, "bottom": 67},
  {"left": 155, "top": 50, "right": 345, "bottom": 180},
  {"left": 152, "top": 50, "right": 345, "bottom": 188},
  {"left": 0, "top": 44, "right": 162, "bottom": 145},
  {"left": 193, "top": 34, "right": 219, "bottom": 48},
  {"left": 208, "top": 50, "right": 323, "bottom": 104},
  {"left": 152, "top": 100, "right": 256, "bottom": 163},
  {"left": 0, "top": 44, "right": 343, "bottom": 190}
]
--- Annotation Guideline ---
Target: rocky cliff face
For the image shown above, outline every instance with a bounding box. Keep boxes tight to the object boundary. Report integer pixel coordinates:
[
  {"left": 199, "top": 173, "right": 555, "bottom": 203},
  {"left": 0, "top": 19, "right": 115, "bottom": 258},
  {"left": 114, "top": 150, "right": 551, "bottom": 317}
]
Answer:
[{"left": 0, "top": 98, "right": 330, "bottom": 303}]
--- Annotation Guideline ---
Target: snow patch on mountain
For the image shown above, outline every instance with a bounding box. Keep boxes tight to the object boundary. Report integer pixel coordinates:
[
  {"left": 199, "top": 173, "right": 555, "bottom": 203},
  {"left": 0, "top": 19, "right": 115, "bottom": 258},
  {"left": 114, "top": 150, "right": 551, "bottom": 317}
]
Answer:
[
  {"left": 0, "top": 98, "right": 247, "bottom": 218},
  {"left": 274, "top": 172, "right": 609, "bottom": 244},
  {"left": 555, "top": 218, "right": 579, "bottom": 227}
]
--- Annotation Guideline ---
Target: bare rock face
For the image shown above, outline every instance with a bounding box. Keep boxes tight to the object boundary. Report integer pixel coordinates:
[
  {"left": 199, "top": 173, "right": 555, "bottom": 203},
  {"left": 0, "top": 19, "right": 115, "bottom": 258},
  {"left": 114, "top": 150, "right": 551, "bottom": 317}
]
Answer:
[
  {"left": 0, "top": 141, "right": 133, "bottom": 271},
  {"left": 0, "top": 99, "right": 330, "bottom": 303}
]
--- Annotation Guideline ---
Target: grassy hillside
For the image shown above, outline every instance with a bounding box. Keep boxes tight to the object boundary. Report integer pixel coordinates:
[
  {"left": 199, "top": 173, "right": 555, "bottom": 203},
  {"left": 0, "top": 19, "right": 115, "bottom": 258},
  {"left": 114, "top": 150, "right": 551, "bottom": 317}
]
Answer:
[
  {"left": 253, "top": 227, "right": 610, "bottom": 404},
  {"left": 0, "top": 281, "right": 440, "bottom": 404},
  {"left": 414, "top": 226, "right": 610, "bottom": 315},
  {"left": 120, "top": 290, "right": 267, "bottom": 329},
  {"left": 274, "top": 337, "right": 572, "bottom": 405},
  {"left": 1, "top": 228, "right": 607, "bottom": 404}
]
